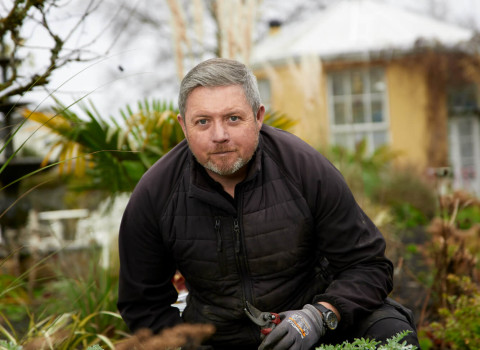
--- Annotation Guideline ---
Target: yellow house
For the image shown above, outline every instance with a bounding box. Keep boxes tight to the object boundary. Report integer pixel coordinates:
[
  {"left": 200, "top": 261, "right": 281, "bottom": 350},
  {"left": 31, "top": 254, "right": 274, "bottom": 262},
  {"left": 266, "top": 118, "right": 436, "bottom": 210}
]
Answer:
[{"left": 251, "top": 0, "right": 479, "bottom": 195}]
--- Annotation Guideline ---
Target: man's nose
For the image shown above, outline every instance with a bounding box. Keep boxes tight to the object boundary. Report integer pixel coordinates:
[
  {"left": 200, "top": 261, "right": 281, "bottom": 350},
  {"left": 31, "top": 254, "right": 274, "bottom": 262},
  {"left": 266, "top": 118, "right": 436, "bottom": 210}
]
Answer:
[{"left": 212, "top": 122, "right": 228, "bottom": 142}]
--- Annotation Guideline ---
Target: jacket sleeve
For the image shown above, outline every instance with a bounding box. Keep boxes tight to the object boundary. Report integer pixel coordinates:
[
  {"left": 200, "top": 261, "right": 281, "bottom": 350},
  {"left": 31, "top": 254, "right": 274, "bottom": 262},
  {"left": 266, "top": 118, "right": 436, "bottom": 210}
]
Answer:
[
  {"left": 309, "top": 155, "right": 394, "bottom": 329},
  {"left": 117, "top": 180, "right": 183, "bottom": 333}
]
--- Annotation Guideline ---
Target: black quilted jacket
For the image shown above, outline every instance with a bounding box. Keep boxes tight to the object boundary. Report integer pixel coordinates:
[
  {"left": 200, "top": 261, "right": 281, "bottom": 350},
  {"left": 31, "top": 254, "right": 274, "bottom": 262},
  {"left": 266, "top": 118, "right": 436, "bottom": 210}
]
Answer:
[{"left": 117, "top": 125, "right": 393, "bottom": 348}]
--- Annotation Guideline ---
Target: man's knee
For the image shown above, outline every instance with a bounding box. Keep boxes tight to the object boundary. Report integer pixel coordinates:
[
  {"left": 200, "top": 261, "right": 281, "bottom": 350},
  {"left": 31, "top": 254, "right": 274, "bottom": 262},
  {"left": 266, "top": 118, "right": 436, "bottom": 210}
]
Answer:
[
  {"left": 364, "top": 317, "right": 419, "bottom": 347},
  {"left": 357, "top": 298, "right": 420, "bottom": 348}
]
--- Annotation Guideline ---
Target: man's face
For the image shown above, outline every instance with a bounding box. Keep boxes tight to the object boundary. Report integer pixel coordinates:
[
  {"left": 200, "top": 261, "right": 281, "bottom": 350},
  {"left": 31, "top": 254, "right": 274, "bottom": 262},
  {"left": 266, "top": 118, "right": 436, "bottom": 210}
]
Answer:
[{"left": 178, "top": 85, "right": 264, "bottom": 178}]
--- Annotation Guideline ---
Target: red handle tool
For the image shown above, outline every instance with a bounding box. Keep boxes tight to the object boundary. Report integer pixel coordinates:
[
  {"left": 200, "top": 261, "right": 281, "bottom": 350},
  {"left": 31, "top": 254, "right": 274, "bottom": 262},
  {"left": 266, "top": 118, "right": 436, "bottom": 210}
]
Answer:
[{"left": 244, "top": 301, "right": 281, "bottom": 337}]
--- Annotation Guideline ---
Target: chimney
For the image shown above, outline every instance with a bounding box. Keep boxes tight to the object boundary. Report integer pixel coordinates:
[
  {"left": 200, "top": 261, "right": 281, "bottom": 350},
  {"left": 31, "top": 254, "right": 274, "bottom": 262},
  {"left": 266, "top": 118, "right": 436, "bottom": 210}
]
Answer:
[{"left": 268, "top": 19, "right": 282, "bottom": 35}]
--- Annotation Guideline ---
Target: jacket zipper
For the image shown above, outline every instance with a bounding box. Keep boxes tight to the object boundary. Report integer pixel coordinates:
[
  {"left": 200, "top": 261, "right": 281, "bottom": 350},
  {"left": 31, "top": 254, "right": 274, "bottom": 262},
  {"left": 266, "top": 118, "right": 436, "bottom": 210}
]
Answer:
[
  {"left": 233, "top": 218, "right": 241, "bottom": 254},
  {"left": 233, "top": 215, "right": 258, "bottom": 343},
  {"left": 234, "top": 185, "right": 260, "bottom": 343},
  {"left": 233, "top": 218, "right": 252, "bottom": 299},
  {"left": 233, "top": 191, "right": 253, "bottom": 306},
  {"left": 215, "top": 217, "right": 222, "bottom": 252},
  {"left": 215, "top": 217, "right": 227, "bottom": 276}
]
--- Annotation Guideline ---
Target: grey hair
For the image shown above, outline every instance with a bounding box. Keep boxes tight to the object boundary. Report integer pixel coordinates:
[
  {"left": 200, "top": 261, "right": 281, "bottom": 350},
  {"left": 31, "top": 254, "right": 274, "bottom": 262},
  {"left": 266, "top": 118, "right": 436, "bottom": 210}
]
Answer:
[{"left": 178, "top": 58, "right": 262, "bottom": 117}]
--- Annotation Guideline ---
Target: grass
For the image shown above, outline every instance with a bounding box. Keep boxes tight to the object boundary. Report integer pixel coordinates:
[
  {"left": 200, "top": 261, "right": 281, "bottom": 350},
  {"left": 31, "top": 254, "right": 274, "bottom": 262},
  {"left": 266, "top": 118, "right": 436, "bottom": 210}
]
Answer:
[{"left": 0, "top": 245, "right": 127, "bottom": 349}]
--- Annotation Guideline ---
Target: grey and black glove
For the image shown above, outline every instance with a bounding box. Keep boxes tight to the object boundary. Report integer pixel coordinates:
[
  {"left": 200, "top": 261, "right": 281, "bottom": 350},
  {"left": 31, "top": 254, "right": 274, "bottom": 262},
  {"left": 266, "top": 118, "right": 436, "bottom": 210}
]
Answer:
[{"left": 258, "top": 304, "right": 325, "bottom": 350}]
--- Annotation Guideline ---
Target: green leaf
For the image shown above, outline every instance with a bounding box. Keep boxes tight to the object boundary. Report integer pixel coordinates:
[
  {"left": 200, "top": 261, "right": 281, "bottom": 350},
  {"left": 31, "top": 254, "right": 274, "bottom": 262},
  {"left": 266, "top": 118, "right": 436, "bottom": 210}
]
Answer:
[
  {"left": 315, "top": 331, "right": 415, "bottom": 350},
  {"left": 121, "top": 160, "right": 147, "bottom": 183},
  {"left": 86, "top": 345, "right": 103, "bottom": 350}
]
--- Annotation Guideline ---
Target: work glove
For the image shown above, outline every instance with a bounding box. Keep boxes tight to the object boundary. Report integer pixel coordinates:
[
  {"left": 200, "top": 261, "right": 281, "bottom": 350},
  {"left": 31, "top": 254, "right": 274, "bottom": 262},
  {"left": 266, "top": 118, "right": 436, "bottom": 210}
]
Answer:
[{"left": 258, "top": 304, "right": 325, "bottom": 350}]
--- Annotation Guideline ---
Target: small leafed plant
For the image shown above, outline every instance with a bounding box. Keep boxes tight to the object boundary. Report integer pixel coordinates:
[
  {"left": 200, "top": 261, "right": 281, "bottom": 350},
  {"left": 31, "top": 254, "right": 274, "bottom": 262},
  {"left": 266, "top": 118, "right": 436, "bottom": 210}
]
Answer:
[
  {"left": 425, "top": 191, "right": 479, "bottom": 314},
  {"left": 429, "top": 275, "right": 480, "bottom": 350},
  {"left": 316, "top": 331, "right": 417, "bottom": 350}
]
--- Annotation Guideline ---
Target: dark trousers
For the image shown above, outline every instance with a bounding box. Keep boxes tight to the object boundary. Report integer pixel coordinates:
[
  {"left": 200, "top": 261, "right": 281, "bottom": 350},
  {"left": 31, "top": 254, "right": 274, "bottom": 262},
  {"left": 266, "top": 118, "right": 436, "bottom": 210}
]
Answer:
[{"left": 321, "top": 298, "right": 420, "bottom": 348}]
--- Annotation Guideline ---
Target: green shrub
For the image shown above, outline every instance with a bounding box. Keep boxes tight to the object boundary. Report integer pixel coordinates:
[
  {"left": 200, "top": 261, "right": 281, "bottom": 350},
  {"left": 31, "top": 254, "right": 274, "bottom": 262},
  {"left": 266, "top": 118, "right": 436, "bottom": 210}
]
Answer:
[
  {"left": 456, "top": 205, "right": 480, "bottom": 230},
  {"left": 321, "top": 141, "right": 399, "bottom": 200},
  {"left": 371, "top": 166, "right": 437, "bottom": 226},
  {"left": 392, "top": 203, "right": 429, "bottom": 229},
  {"left": 430, "top": 275, "right": 480, "bottom": 349},
  {"left": 425, "top": 191, "right": 479, "bottom": 316},
  {"left": 316, "top": 331, "right": 417, "bottom": 349}
]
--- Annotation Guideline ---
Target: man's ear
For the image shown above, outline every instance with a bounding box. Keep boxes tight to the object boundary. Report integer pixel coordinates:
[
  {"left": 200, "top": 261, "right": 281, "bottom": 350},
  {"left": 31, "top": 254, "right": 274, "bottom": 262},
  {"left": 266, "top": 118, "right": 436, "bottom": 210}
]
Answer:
[
  {"left": 256, "top": 105, "right": 265, "bottom": 127},
  {"left": 177, "top": 114, "right": 187, "bottom": 137}
]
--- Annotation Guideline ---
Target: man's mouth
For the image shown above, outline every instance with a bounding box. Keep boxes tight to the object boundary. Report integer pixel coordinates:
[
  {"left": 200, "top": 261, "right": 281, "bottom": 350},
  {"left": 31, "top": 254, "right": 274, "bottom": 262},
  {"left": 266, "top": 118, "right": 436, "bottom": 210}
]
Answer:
[{"left": 210, "top": 149, "right": 235, "bottom": 155}]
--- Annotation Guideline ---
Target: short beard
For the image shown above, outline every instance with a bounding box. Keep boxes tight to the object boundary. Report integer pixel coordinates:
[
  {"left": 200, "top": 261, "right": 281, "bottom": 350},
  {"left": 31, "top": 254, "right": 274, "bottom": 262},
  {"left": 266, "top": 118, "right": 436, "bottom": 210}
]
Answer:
[{"left": 204, "top": 156, "right": 247, "bottom": 176}]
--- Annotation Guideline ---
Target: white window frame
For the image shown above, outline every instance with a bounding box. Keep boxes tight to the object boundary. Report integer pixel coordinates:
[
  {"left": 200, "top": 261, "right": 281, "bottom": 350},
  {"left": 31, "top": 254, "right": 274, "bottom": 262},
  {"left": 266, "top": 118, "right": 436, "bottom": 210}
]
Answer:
[
  {"left": 327, "top": 68, "right": 390, "bottom": 153},
  {"left": 448, "top": 115, "right": 480, "bottom": 196}
]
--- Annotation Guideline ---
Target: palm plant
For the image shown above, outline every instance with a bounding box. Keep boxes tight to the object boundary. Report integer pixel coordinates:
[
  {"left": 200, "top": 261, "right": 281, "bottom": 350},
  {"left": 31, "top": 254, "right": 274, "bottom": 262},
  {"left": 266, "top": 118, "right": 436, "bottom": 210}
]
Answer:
[
  {"left": 22, "top": 99, "right": 182, "bottom": 195},
  {"left": 23, "top": 99, "right": 296, "bottom": 196}
]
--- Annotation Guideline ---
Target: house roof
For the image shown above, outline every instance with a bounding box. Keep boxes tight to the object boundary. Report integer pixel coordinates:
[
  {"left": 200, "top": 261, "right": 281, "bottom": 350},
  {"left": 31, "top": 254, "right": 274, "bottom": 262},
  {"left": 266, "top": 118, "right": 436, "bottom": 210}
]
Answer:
[{"left": 251, "top": 0, "right": 475, "bottom": 66}]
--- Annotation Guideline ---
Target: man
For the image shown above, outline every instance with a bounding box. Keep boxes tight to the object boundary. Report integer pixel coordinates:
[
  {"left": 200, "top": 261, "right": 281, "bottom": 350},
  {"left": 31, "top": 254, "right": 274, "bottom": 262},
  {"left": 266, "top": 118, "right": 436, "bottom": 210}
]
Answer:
[{"left": 118, "top": 58, "right": 419, "bottom": 349}]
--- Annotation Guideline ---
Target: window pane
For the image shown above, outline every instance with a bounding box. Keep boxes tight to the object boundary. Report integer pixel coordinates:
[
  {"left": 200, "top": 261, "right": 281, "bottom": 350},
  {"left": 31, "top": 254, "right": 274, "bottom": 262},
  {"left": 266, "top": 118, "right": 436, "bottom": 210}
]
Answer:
[
  {"left": 332, "top": 73, "right": 344, "bottom": 96},
  {"left": 373, "top": 131, "right": 388, "bottom": 149},
  {"left": 461, "top": 164, "right": 476, "bottom": 180},
  {"left": 460, "top": 151, "right": 475, "bottom": 179},
  {"left": 352, "top": 98, "right": 366, "bottom": 124},
  {"left": 461, "top": 156, "right": 474, "bottom": 167},
  {"left": 333, "top": 101, "right": 347, "bottom": 125},
  {"left": 370, "top": 68, "right": 385, "bottom": 93},
  {"left": 350, "top": 71, "right": 364, "bottom": 94},
  {"left": 461, "top": 163, "right": 476, "bottom": 180},
  {"left": 460, "top": 141, "right": 473, "bottom": 158},
  {"left": 334, "top": 132, "right": 349, "bottom": 148},
  {"left": 458, "top": 119, "right": 473, "bottom": 136},
  {"left": 352, "top": 98, "right": 365, "bottom": 124},
  {"left": 448, "top": 84, "right": 477, "bottom": 113},
  {"left": 458, "top": 120, "right": 474, "bottom": 171},
  {"left": 371, "top": 99, "right": 384, "bottom": 123}
]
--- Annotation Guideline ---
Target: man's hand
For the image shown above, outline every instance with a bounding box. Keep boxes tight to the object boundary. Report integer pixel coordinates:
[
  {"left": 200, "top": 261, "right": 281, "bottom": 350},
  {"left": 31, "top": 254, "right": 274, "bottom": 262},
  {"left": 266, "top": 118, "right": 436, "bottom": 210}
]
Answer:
[{"left": 258, "top": 304, "right": 325, "bottom": 350}]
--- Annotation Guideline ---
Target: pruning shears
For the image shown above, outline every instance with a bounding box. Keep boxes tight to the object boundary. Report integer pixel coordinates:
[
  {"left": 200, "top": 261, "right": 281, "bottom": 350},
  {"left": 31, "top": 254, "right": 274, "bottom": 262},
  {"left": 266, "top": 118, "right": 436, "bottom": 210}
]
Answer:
[{"left": 244, "top": 301, "right": 281, "bottom": 337}]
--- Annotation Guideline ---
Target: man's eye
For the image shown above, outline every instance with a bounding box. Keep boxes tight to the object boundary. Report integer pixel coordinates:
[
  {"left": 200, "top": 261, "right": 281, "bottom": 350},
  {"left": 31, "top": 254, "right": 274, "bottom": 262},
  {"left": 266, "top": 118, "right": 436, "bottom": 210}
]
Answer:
[
  {"left": 198, "top": 119, "right": 207, "bottom": 125},
  {"left": 230, "top": 116, "right": 239, "bottom": 122}
]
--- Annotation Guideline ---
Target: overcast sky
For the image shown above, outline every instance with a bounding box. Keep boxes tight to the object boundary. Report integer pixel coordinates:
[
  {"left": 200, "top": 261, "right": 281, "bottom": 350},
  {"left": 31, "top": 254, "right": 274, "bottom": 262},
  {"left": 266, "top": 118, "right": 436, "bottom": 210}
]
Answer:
[{"left": 15, "top": 0, "right": 480, "bottom": 119}]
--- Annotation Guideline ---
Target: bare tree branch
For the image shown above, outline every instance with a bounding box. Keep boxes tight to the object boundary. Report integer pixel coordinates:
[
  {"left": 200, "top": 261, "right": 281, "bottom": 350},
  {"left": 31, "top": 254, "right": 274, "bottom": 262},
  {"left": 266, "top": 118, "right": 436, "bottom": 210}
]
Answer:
[{"left": 0, "top": 0, "right": 113, "bottom": 102}]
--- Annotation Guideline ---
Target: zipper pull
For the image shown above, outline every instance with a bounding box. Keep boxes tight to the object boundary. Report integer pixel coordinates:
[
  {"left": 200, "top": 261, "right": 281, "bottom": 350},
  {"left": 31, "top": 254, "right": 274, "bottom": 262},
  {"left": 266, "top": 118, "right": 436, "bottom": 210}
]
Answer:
[
  {"left": 215, "top": 217, "right": 222, "bottom": 252},
  {"left": 233, "top": 218, "right": 241, "bottom": 254}
]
